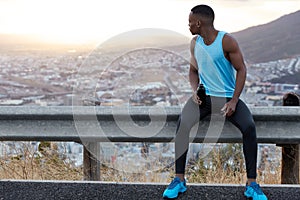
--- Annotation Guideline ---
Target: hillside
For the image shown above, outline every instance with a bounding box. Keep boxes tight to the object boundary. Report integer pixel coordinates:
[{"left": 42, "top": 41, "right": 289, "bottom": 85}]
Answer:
[
  {"left": 99, "top": 28, "right": 190, "bottom": 52},
  {"left": 232, "top": 10, "right": 300, "bottom": 64}
]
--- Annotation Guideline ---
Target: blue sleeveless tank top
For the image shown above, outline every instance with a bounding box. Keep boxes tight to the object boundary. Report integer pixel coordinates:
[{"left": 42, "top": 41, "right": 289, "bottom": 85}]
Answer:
[{"left": 194, "top": 31, "right": 236, "bottom": 98}]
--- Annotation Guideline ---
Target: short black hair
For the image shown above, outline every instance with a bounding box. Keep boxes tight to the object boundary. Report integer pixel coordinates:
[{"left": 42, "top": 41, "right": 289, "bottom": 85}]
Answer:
[{"left": 191, "top": 5, "right": 215, "bottom": 23}]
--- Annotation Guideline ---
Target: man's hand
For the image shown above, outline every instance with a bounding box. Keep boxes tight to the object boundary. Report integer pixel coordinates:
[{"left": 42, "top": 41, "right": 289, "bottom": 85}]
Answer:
[
  {"left": 221, "top": 99, "right": 238, "bottom": 117},
  {"left": 192, "top": 91, "right": 202, "bottom": 105}
]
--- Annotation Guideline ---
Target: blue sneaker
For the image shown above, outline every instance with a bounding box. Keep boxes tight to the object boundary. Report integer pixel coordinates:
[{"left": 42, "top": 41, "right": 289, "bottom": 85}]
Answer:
[
  {"left": 163, "top": 177, "right": 187, "bottom": 199},
  {"left": 244, "top": 182, "right": 268, "bottom": 200}
]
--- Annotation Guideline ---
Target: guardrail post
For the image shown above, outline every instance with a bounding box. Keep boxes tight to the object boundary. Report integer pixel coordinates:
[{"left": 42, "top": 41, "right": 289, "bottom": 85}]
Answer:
[
  {"left": 280, "top": 92, "right": 300, "bottom": 184},
  {"left": 83, "top": 142, "right": 101, "bottom": 181},
  {"left": 280, "top": 144, "right": 299, "bottom": 184}
]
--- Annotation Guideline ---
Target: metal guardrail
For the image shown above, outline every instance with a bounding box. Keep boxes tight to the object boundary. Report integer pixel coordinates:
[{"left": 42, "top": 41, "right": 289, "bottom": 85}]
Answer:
[{"left": 0, "top": 106, "right": 299, "bottom": 183}]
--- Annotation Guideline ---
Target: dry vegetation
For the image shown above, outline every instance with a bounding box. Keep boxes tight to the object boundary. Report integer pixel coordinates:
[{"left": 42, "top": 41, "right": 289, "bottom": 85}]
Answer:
[
  {"left": 0, "top": 142, "right": 284, "bottom": 185},
  {"left": 0, "top": 142, "right": 82, "bottom": 180}
]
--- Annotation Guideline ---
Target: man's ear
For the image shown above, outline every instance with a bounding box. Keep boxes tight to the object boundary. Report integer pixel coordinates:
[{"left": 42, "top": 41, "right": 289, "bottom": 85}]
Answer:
[{"left": 197, "top": 20, "right": 201, "bottom": 28}]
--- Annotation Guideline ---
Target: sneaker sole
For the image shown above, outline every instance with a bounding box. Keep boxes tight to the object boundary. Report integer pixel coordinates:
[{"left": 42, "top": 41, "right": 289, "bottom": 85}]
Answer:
[{"left": 163, "top": 191, "right": 186, "bottom": 199}]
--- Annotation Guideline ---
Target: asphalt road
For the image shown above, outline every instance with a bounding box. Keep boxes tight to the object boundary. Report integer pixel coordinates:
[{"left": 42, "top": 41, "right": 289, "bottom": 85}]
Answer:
[{"left": 0, "top": 180, "right": 300, "bottom": 200}]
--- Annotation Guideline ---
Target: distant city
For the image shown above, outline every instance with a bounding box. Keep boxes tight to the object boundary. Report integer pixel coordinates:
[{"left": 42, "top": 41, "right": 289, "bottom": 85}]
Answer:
[{"left": 0, "top": 46, "right": 298, "bottom": 107}]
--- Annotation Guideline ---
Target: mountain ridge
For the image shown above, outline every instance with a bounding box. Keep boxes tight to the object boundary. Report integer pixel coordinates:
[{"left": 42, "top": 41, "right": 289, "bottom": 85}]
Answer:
[{"left": 232, "top": 10, "right": 300, "bottom": 63}]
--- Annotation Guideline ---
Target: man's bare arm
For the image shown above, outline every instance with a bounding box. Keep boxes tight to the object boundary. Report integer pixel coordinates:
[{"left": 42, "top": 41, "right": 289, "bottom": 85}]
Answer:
[
  {"left": 189, "top": 36, "right": 199, "bottom": 92},
  {"left": 189, "top": 36, "right": 202, "bottom": 105},
  {"left": 222, "top": 34, "right": 247, "bottom": 116}
]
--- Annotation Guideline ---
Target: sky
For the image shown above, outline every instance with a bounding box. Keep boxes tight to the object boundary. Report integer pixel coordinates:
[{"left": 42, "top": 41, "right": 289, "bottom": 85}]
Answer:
[{"left": 0, "top": 0, "right": 299, "bottom": 44}]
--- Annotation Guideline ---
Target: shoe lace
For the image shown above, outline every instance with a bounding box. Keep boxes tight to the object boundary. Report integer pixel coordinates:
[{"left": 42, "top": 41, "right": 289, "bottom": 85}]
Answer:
[
  {"left": 250, "top": 183, "right": 263, "bottom": 195},
  {"left": 168, "top": 178, "right": 181, "bottom": 189}
]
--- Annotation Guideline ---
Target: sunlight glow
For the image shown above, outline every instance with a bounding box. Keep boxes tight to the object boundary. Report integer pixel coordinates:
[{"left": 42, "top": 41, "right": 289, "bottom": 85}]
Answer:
[{"left": 0, "top": 0, "right": 299, "bottom": 44}]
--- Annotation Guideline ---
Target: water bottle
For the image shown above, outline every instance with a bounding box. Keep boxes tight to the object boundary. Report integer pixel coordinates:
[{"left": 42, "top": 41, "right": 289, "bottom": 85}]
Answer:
[{"left": 197, "top": 84, "right": 206, "bottom": 107}]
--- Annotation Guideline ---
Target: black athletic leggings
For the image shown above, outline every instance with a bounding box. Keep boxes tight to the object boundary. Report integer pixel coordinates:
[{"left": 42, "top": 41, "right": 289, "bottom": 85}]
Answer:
[{"left": 175, "top": 96, "right": 257, "bottom": 179}]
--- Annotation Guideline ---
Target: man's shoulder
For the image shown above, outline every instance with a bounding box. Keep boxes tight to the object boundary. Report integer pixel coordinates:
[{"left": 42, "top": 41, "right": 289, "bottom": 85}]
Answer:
[
  {"left": 222, "top": 32, "right": 239, "bottom": 48},
  {"left": 221, "top": 32, "right": 242, "bottom": 53},
  {"left": 190, "top": 36, "right": 198, "bottom": 43},
  {"left": 190, "top": 36, "right": 198, "bottom": 50},
  {"left": 222, "top": 32, "right": 237, "bottom": 42}
]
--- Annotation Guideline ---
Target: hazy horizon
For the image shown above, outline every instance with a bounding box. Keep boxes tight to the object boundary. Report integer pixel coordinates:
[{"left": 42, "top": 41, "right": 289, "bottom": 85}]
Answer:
[{"left": 0, "top": 0, "right": 299, "bottom": 45}]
